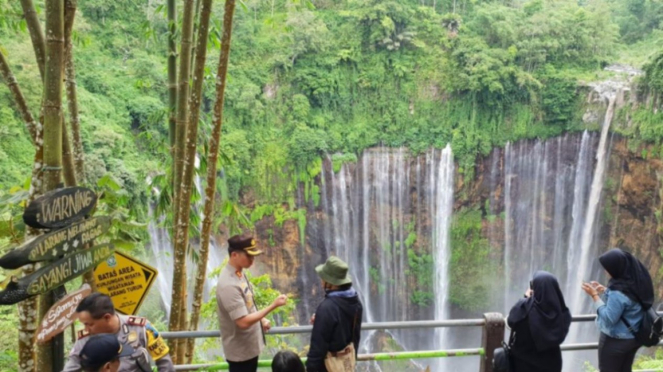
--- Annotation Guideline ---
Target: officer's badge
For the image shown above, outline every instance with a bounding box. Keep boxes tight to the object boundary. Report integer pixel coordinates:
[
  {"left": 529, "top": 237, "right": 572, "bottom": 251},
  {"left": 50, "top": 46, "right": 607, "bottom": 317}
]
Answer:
[
  {"left": 127, "top": 316, "right": 147, "bottom": 326},
  {"left": 127, "top": 331, "right": 138, "bottom": 343}
]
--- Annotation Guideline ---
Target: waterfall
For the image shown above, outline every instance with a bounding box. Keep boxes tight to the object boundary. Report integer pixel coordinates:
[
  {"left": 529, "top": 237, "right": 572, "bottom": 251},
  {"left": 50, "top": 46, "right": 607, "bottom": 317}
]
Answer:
[
  {"left": 314, "top": 146, "right": 455, "bottom": 366},
  {"left": 147, "top": 198, "right": 174, "bottom": 313},
  {"left": 501, "top": 133, "right": 599, "bottom": 313},
  {"left": 432, "top": 145, "right": 454, "bottom": 370},
  {"left": 562, "top": 97, "right": 618, "bottom": 370}
]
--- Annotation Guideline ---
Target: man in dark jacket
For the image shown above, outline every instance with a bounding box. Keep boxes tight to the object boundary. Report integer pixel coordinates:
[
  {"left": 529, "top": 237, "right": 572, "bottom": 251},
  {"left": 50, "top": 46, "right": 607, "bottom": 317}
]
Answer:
[{"left": 306, "top": 256, "right": 363, "bottom": 372}]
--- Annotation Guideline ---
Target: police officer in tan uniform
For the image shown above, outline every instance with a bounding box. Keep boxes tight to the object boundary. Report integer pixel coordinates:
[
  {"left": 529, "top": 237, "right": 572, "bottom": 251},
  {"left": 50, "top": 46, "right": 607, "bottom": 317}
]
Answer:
[
  {"left": 62, "top": 293, "right": 174, "bottom": 372},
  {"left": 216, "top": 234, "right": 288, "bottom": 372}
]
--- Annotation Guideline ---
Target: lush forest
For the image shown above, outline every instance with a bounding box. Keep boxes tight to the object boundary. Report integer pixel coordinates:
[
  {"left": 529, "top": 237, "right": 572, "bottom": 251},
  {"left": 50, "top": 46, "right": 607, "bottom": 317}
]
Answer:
[
  {"left": 2, "top": 0, "right": 663, "bottom": 370},
  {"left": 1, "top": 0, "right": 663, "bottom": 204}
]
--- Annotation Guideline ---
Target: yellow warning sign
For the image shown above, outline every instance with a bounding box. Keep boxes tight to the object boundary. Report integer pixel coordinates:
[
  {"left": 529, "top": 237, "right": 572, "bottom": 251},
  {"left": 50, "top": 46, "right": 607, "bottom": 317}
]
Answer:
[{"left": 94, "top": 250, "right": 157, "bottom": 315}]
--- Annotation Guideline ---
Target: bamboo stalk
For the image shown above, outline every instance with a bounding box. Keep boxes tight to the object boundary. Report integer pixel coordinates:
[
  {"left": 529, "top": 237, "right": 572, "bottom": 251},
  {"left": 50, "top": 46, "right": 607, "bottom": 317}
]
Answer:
[
  {"left": 64, "top": 0, "right": 85, "bottom": 184},
  {"left": 167, "top": 0, "right": 177, "bottom": 152},
  {"left": 37, "top": 0, "right": 65, "bottom": 369},
  {"left": 61, "top": 119, "right": 77, "bottom": 186},
  {"left": 19, "top": 0, "right": 46, "bottom": 80},
  {"left": 168, "top": 0, "right": 197, "bottom": 361},
  {"left": 182, "top": 0, "right": 217, "bottom": 362},
  {"left": 0, "top": 50, "right": 39, "bottom": 144}
]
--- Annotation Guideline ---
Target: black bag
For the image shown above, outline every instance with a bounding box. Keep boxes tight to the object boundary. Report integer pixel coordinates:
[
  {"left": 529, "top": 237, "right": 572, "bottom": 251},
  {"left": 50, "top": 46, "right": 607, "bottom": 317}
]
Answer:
[
  {"left": 622, "top": 307, "right": 663, "bottom": 347},
  {"left": 493, "top": 329, "right": 515, "bottom": 372}
]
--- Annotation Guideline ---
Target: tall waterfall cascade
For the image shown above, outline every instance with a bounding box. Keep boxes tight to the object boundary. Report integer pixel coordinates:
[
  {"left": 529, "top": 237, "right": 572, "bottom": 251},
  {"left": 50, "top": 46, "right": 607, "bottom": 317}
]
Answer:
[{"left": 311, "top": 146, "right": 455, "bottom": 369}]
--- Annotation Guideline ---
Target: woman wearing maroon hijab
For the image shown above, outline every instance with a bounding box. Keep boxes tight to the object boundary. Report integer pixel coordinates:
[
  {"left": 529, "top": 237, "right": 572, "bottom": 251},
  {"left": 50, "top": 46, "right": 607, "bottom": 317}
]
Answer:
[{"left": 507, "top": 271, "right": 572, "bottom": 372}]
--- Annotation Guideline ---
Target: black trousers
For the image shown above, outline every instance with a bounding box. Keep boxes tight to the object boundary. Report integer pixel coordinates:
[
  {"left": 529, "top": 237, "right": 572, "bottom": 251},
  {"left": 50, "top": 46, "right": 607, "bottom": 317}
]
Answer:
[
  {"left": 598, "top": 332, "right": 641, "bottom": 372},
  {"left": 227, "top": 356, "right": 259, "bottom": 372}
]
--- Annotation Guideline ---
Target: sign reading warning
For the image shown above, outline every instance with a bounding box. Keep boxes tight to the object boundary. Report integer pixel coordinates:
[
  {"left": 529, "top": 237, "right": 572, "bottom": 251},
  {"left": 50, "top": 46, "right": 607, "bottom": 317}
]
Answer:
[{"left": 94, "top": 251, "right": 157, "bottom": 315}]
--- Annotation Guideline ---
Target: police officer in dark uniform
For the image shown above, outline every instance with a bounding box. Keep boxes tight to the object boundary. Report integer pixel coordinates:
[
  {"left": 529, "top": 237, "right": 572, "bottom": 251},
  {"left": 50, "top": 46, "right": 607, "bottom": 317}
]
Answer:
[{"left": 62, "top": 293, "right": 174, "bottom": 372}]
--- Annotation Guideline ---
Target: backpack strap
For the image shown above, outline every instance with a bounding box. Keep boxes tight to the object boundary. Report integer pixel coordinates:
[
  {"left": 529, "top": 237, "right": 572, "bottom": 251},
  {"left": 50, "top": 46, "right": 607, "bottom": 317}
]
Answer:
[{"left": 620, "top": 315, "right": 637, "bottom": 335}]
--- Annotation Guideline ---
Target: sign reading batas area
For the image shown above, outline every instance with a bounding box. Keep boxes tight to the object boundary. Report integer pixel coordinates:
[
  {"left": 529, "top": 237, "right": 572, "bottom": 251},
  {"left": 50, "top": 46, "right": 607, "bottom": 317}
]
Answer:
[{"left": 94, "top": 250, "right": 158, "bottom": 315}]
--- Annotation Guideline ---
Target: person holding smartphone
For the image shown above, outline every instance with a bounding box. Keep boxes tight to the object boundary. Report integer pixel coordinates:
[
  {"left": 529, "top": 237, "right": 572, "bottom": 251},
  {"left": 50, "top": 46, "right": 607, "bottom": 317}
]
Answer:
[
  {"left": 582, "top": 248, "right": 654, "bottom": 372},
  {"left": 507, "top": 271, "right": 572, "bottom": 372}
]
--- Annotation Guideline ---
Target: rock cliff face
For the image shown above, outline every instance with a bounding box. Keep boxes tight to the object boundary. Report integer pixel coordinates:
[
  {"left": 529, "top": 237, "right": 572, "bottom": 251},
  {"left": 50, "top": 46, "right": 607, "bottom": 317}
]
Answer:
[{"left": 252, "top": 135, "right": 663, "bottom": 318}]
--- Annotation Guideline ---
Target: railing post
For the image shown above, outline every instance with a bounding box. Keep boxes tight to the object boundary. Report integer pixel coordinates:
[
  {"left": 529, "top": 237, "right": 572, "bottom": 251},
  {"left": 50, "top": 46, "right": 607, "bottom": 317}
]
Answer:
[{"left": 480, "top": 312, "right": 505, "bottom": 372}]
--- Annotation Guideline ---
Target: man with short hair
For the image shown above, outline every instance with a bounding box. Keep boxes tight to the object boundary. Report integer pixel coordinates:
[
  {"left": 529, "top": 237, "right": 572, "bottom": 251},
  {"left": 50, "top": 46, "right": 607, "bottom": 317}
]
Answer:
[
  {"left": 79, "top": 334, "right": 134, "bottom": 372},
  {"left": 63, "top": 293, "right": 174, "bottom": 372},
  {"left": 216, "top": 234, "right": 288, "bottom": 372}
]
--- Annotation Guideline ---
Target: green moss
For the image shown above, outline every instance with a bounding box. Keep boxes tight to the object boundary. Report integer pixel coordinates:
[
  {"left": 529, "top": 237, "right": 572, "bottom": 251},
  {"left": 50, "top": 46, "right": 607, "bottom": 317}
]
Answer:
[{"left": 449, "top": 207, "right": 496, "bottom": 312}]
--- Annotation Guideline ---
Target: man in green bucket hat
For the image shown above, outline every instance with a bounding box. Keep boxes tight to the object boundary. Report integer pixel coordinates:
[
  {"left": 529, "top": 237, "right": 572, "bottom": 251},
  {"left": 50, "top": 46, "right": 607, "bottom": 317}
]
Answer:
[{"left": 306, "top": 256, "right": 364, "bottom": 372}]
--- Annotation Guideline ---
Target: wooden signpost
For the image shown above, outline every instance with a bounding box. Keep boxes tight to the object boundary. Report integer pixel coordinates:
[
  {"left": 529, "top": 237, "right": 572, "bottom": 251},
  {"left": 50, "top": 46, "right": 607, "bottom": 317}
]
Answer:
[
  {"left": 0, "top": 186, "right": 114, "bottom": 371},
  {"left": 23, "top": 186, "right": 97, "bottom": 229},
  {"left": 94, "top": 250, "right": 158, "bottom": 315},
  {"left": 0, "top": 187, "right": 112, "bottom": 306},
  {"left": 36, "top": 284, "right": 92, "bottom": 344},
  {"left": 0, "top": 243, "right": 114, "bottom": 305},
  {"left": 0, "top": 216, "right": 111, "bottom": 269}
]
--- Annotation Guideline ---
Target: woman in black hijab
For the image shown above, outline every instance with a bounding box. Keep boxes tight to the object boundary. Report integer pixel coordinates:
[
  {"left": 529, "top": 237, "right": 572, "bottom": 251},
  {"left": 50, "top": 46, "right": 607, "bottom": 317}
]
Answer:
[
  {"left": 507, "top": 271, "right": 572, "bottom": 372},
  {"left": 582, "top": 248, "right": 655, "bottom": 372}
]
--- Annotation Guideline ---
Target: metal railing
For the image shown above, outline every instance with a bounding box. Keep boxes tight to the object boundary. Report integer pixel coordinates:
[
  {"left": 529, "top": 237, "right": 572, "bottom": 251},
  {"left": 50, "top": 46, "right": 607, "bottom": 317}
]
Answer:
[{"left": 163, "top": 313, "right": 661, "bottom": 371}]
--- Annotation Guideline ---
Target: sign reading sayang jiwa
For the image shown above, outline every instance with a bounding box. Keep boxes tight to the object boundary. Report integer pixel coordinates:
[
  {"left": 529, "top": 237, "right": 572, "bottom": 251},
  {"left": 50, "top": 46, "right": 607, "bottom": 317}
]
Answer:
[
  {"left": 23, "top": 187, "right": 97, "bottom": 229},
  {"left": 0, "top": 216, "right": 111, "bottom": 269},
  {"left": 94, "top": 250, "right": 157, "bottom": 315},
  {"left": 25, "top": 243, "right": 114, "bottom": 296},
  {"left": 36, "top": 284, "right": 92, "bottom": 344}
]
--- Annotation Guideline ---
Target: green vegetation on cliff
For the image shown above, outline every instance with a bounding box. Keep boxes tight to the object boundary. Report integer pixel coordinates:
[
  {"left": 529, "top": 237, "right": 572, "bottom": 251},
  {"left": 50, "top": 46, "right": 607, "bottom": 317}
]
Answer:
[{"left": 1, "top": 0, "right": 662, "bottom": 204}]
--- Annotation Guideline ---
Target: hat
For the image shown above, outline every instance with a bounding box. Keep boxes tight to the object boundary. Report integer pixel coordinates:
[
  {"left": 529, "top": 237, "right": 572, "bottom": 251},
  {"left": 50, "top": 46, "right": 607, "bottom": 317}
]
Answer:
[
  {"left": 80, "top": 334, "right": 134, "bottom": 370},
  {"left": 315, "top": 256, "right": 352, "bottom": 286},
  {"left": 228, "top": 234, "right": 263, "bottom": 256}
]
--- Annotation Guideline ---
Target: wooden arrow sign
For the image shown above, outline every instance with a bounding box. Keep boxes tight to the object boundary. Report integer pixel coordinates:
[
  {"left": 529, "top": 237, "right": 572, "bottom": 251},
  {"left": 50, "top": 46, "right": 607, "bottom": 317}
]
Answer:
[
  {"left": 36, "top": 284, "right": 92, "bottom": 344},
  {"left": 23, "top": 187, "right": 97, "bottom": 229},
  {"left": 0, "top": 244, "right": 114, "bottom": 305},
  {"left": 25, "top": 243, "right": 114, "bottom": 295},
  {"left": 0, "top": 217, "right": 111, "bottom": 269}
]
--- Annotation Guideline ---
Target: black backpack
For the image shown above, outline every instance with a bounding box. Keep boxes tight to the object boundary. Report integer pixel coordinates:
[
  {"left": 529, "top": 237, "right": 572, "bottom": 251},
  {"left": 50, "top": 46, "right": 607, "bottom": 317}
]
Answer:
[{"left": 621, "top": 307, "right": 663, "bottom": 347}]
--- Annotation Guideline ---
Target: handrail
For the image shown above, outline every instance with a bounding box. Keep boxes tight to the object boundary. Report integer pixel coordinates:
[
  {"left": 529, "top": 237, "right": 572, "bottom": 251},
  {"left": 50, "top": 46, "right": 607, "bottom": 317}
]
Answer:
[
  {"left": 161, "top": 314, "right": 597, "bottom": 339},
  {"left": 166, "top": 313, "right": 663, "bottom": 372}
]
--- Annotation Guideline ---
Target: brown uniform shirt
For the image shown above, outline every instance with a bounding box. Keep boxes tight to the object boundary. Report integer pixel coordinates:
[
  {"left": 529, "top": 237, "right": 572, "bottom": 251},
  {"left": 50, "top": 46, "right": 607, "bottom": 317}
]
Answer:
[{"left": 216, "top": 264, "right": 264, "bottom": 362}]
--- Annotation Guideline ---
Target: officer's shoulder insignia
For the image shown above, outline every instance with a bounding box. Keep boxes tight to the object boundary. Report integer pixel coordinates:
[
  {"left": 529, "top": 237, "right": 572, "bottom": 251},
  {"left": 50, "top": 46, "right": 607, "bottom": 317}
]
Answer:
[
  {"left": 77, "top": 330, "right": 90, "bottom": 340},
  {"left": 127, "top": 316, "right": 147, "bottom": 326}
]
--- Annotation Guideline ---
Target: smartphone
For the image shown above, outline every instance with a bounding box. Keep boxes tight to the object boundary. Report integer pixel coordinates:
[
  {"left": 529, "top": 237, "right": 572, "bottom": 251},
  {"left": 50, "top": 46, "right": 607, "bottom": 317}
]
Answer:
[{"left": 529, "top": 280, "right": 533, "bottom": 289}]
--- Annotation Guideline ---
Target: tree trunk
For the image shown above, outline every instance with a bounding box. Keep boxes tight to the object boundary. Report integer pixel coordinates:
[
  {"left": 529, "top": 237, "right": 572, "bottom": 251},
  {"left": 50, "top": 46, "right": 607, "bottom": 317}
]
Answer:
[
  {"left": 63, "top": 0, "right": 95, "bottom": 288},
  {"left": 61, "top": 119, "right": 77, "bottom": 186},
  {"left": 186, "top": 0, "right": 236, "bottom": 361},
  {"left": 168, "top": 0, "right": 196, "bottom": 361},
  {"left": 168, "top": 0, "right": 177, "bottom": 167},
  {"left": 0, "top": 47, "right": 44, "bottom": 372},
  {"left": 0, "top": 51, "right": 39, "bottom": 144},
  {"left": 20, "top": 0, "right": 46, "bottom": 80},
  {"left": 37, "top": 0, "right": 65, "bottom": 370},
  {"left": 180, "top": 0, "right": 214, "bottom": 362},
  {"left": 173, "top": 0, "right": 195, "bottom": 206},
  {"left": 64, "top": 0, "right": 85, "bottom": 184}
]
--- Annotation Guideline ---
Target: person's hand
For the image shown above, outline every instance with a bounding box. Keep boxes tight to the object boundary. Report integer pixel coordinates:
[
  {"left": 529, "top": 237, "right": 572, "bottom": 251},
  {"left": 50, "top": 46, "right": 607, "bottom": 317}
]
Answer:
[
  {"left": 261, "top": 318, "right": 271, "bottom": 332},
  {"left": 582, "top": 282, "right": 599, "bottom": 299},
  {"left": 272, "top": 294, "right": 288, "bottom": 308},
  {"left": 310, "top": 314, "right": 316, "bottom": 325},
  {"left": 590, "top": 281, "right": 606, "bottom": 294},
  {"left": 524, "top": 289, "right": 533, "bottom": 298}
]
